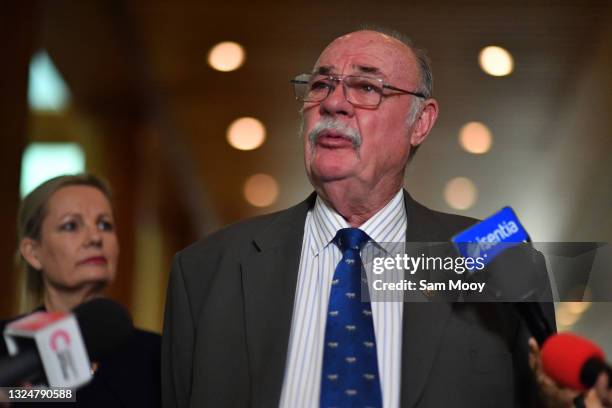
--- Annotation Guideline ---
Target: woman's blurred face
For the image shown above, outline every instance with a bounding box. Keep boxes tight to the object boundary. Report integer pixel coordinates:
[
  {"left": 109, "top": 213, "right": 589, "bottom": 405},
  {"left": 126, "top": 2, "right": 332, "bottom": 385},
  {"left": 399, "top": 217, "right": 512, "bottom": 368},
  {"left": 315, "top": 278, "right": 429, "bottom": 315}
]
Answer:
[{"left": 30, "top": 185, "right": 119, "bottom": 291}]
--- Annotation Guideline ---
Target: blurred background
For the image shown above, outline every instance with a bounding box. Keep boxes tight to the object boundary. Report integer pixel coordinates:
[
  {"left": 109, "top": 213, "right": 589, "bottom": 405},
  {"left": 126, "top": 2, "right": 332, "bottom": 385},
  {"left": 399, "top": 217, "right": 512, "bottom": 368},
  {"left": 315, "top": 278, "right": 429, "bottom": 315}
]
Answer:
[{"left": 1, "top": 0, "right": 610, "bottom": 351}]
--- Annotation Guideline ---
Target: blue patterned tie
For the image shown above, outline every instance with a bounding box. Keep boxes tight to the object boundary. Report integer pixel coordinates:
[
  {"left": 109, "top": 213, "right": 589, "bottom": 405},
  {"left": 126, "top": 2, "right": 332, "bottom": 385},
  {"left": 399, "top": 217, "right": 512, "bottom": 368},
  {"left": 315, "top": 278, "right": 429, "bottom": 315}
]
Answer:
[{"left": 320, "top": 228, "right": 383, "bottom": 408}]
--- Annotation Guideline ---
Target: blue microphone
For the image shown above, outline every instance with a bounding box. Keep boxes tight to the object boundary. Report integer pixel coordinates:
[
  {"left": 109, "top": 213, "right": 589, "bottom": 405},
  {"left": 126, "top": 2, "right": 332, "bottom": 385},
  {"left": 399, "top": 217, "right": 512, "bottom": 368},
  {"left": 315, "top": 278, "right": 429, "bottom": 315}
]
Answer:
[
  {"left": 451, "top": 207, "right": 554, "bottom": 344},
  {"left": 452, "top": 206, "right": 530, "bottom": 270}
]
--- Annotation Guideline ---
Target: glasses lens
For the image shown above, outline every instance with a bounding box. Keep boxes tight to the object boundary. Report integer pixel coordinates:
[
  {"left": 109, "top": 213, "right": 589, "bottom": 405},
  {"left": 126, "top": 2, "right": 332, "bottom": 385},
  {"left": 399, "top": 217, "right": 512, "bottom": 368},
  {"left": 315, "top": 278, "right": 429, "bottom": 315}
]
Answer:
[
  {"left": 307, "top": 76, "right": 334, "bottom": 102},
  {"left": 344, "top": 76, "right": 383, "bottom": 107},
  {"left": 291, "top": 74, "right": 384, "bottom": 107},
  {"left": 292, "top": 74, "right": 308, "bottom": 101},
  {"left": 292, "top": 74, "right": 329, "bottom": 102}
]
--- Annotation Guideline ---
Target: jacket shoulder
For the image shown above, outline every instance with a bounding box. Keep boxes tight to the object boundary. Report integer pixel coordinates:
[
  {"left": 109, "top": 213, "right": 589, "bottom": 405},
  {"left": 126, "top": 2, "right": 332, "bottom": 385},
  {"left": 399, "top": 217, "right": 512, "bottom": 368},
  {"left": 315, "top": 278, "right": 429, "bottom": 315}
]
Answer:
[
  {"left": 170, "top": 195, "right": 313, "bottom": 288},
  {"left": 405, "top": 192, "right": 479, "bottom": 241},
  {"left": 178, "top": 206, "right": 293, "bottom": 262}
]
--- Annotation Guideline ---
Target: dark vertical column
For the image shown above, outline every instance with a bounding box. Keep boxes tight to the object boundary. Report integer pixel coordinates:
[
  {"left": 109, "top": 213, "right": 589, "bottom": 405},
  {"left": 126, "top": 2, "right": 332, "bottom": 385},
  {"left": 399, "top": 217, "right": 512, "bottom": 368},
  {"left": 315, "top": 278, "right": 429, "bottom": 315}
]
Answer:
[
  {"left": 0, "top": 1, "right": 41, "bottom": 318},
  {"left": 91, "top": 117, "right": 140, "bottom": 312}
]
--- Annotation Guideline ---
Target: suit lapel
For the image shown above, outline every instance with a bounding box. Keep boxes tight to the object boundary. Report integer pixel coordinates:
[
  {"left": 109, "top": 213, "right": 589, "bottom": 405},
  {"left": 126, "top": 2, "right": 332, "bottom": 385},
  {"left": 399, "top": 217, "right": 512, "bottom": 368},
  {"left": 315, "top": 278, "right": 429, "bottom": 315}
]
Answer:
[
  {"left": 400, "top": 191, "right": 453, "bottom": 408},
  {"left": 241, "top": 193, "right": 315, "bottom": 407}
]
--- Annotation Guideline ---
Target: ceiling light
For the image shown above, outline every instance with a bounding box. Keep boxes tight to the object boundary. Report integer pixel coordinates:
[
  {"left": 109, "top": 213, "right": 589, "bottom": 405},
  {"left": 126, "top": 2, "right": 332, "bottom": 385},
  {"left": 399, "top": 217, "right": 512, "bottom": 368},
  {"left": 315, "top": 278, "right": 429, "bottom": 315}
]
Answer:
[
  {"left": 20, "top": 142, "right": 85, "bottom": 197},
  {"left": 479, "top": 46, "right": 514, "bottom": 77},
  {"left": 444, "top": 177, "right": 477, "bottom": 210},
  {"left": 208, "top": 41, "right": 245, "bottom": 72},
  {"left": 243, "top": 174, "right": 279, "bottom": 207},
  {"left": 227, "top": 117, "right": 266, "bottom": 151},
  {"left": 459, "top": 121, "right": 493, "bottom": 154}
]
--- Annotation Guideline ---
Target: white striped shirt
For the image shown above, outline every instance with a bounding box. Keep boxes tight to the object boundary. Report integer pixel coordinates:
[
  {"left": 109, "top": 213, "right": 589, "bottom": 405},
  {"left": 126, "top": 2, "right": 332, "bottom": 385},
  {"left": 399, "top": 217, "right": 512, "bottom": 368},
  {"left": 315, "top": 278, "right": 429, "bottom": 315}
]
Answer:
[{"left": 279, "top": 190, "right": 406, "bottom": 408}]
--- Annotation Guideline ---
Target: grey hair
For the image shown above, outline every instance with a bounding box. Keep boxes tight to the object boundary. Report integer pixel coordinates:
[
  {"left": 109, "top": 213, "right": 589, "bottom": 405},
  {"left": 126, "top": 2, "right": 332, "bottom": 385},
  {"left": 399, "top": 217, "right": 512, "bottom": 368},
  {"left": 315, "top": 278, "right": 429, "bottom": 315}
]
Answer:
[
  {"left": 358, "top": 24, "right": 433, "bottom": 99},
  {"left": 406, "top": 97, "right": 423, "bottom": 126},
  {"left": 358, "top": 25, "right": 432, "bottom": 159}
]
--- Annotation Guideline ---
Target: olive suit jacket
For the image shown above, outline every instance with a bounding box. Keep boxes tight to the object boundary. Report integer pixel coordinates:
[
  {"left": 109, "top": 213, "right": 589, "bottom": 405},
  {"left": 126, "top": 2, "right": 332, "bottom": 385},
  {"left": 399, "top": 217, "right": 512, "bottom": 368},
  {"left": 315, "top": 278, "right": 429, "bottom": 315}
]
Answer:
[{"left": 162, "top": 191, "right": 554, "bottom": 408}]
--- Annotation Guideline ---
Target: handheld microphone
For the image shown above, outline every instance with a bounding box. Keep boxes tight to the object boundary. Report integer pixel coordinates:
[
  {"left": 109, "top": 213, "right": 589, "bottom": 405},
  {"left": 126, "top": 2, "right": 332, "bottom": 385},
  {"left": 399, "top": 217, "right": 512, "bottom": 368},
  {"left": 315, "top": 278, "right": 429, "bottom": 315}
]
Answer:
[
  {"left": 541, "top": 333, "right": 612, "bottom": 392},
  {"left": 452, "top": 206, "right": 554, "bottom": 345},
  {"left": 0, "top": 298, "right": 133, "bottom": 387},
  {"left": 452, "top": 206, "right": 531, "bottom": 269}
]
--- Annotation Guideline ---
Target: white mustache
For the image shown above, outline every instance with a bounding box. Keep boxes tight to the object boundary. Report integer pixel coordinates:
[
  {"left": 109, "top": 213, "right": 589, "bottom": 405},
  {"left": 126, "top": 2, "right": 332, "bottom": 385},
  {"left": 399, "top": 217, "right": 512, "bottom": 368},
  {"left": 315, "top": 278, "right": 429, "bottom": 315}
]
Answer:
[{"left": 308, "top": 118, "right": 362, "bottom": 149}]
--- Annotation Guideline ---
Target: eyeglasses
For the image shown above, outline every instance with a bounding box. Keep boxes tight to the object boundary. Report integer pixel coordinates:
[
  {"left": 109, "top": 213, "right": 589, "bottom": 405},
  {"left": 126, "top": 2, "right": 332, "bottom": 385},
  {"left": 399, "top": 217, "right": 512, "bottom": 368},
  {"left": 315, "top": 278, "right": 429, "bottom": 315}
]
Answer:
[{"left": 290, "top": 73, "right": 426, "bottom": 108}]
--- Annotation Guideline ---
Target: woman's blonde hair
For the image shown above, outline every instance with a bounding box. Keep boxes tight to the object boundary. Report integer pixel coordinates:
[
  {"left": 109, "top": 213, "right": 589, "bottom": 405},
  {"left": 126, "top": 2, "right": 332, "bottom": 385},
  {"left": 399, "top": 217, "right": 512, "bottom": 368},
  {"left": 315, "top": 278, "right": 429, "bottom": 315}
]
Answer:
[{"left": 16, "top": 174, "right": 112, "bottom": 312}]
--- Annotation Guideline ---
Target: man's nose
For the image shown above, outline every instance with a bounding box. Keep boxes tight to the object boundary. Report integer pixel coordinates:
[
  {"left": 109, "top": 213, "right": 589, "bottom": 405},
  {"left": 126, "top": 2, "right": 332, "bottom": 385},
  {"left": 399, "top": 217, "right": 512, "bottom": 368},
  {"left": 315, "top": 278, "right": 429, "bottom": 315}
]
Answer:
[{"left": 319, "top": 83, "right": 354, "bottom": 117}]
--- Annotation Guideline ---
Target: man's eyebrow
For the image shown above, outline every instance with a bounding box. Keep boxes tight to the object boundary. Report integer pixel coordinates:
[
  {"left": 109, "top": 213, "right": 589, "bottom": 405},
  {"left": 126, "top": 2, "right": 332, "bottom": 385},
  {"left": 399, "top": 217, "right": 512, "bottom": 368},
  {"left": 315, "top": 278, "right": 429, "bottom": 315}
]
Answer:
[
  {"left": 354, "top": 65, "right": 382, "bottom": 76},
  {"left": 313, "top": 66, "right": 334, "bottom": 75},
  {"left": 311, "top": 64, "right": 383, "bottom": 77}
]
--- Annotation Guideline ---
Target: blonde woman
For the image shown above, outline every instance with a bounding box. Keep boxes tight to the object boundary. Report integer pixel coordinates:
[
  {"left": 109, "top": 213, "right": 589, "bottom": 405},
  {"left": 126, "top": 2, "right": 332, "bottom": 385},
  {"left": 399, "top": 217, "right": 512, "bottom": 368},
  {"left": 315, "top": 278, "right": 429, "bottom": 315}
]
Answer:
[{"left": 1, "top": 174, "right": 160, "bottom": 407}]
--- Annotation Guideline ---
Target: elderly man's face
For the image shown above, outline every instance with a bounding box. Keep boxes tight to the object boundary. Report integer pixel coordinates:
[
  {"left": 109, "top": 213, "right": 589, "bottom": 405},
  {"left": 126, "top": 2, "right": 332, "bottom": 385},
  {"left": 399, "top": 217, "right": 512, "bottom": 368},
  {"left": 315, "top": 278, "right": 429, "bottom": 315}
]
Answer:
[{"left": 302, "top": 31, "right": 423, "bottom": 191}]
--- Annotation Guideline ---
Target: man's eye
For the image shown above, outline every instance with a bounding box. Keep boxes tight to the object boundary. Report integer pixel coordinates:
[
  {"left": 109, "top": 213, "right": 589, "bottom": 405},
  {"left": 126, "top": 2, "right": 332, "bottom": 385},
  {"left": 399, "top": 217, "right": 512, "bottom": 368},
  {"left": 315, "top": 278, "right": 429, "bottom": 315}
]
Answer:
[
  {"left": 60, "top": 221, "right": 78, "bottom": 231},
  {"left": 310, "top": 80, "right": 331, "bottom": 91},
  {"left": 98, "top": 220, "right": 114, "bottom": 231},
  {"left": 354, "top": 81, "right": 380, "bottom": 93}
]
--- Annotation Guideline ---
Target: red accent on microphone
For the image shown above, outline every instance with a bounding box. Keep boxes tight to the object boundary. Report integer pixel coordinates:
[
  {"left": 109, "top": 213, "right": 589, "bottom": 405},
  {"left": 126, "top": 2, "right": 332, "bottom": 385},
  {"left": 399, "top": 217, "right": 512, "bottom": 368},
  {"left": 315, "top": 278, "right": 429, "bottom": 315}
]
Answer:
[
  {"left": 8, "top": 311, "right": 66, "bottom": 331},
  {"left": 50, "top": 329, "right": 71, "bottom": 351},
  {"left": 541, "top": 333, "right": 606, "bottom": 391}
]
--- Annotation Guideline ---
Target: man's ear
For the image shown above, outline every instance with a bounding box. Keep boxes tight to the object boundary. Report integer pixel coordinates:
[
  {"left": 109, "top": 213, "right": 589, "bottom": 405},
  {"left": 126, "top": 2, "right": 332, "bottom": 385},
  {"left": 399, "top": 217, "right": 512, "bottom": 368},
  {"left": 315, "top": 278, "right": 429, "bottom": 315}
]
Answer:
[
  {"left": 410, "top": 98, "right": 439, "bottom": 147},
  {"left": 20, "top": 238, "right": 42, "bottom": 271}
]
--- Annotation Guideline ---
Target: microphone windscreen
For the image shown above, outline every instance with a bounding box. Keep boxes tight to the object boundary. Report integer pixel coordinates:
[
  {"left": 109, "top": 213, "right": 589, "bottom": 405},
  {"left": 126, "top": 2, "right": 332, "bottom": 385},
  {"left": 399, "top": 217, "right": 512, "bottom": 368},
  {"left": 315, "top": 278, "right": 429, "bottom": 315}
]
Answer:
[
  {"left": 72, "top": 298, "right": 133, "bottom": 361},
  {"left": 541, "top": 333, "right": 605, "bottom": 391}
]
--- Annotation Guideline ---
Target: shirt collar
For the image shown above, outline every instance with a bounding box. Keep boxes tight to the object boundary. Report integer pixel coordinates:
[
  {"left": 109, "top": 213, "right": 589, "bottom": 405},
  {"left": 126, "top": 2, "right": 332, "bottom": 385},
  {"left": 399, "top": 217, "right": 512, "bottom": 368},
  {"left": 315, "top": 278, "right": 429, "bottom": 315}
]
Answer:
[{"left": 309, "top": 189, "right": 407, "bottom": 256}]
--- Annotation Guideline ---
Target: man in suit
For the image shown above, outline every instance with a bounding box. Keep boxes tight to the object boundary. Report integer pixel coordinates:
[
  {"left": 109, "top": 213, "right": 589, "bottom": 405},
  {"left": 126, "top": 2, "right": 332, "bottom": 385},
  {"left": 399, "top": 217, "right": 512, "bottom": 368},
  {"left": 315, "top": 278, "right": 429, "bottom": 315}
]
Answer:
[{"left": 162, "top": 29, "right": 560, "bottom": 407}]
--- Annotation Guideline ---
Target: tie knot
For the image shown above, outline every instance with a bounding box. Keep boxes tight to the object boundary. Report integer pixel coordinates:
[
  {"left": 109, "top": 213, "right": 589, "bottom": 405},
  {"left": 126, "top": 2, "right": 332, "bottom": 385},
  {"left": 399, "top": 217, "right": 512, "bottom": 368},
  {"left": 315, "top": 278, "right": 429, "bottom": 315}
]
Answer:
[{"left": 333, "top": 228, "right": 370, "bottom": 252}]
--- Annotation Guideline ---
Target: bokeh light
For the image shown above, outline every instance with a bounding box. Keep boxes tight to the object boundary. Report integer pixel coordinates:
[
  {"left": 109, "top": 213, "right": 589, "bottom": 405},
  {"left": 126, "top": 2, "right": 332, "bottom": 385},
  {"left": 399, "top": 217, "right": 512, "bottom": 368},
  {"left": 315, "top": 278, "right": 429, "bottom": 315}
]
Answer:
[
  {"left": 479, "top": 46, "right": 514, "bottom": 76},
  {"left": 556, "top": 303, "right": 581, "bottom": 328},
  {"left": 208, "top": 41, "right": 245, "bottom": 72},
  {"left": 227, "top": 117, "right": 266, "bottom": 151},
  {"left": 444, "top": 177, "right": 477, "bottom": 210},
  {"left": 243, "top": 174, "right": 279, "bottom": 207},
  {"left": 20, "top": 143, "right": 85, "bottom": 197},
  {"left": 459, "top": 121, "right": 493, "bottom": 154},
  {"left": 566, "top": 301, "right": 591, "bottom": 315}
]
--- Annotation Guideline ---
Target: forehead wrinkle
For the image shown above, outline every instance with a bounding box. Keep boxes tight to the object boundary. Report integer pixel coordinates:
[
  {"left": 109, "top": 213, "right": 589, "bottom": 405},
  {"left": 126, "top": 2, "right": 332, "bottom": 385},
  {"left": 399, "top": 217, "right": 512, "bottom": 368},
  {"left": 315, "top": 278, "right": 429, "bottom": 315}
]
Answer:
[
  {"left": 312, "top": 63, "right": 387, "bottom": 80},
  {"left": 316, "top": 33, "right": 417, "bottom": 85}
]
